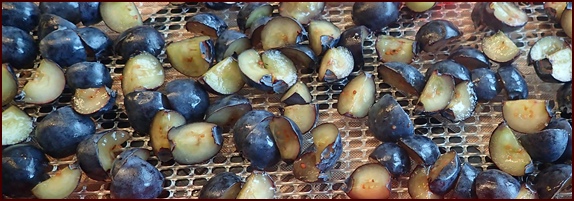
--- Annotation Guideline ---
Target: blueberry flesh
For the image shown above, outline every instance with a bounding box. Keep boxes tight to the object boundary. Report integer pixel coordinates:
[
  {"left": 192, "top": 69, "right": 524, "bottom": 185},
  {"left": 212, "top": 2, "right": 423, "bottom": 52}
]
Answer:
[
  {"left": 2, "top": 26, "right": 38, "bottom": 69},
  {"left": 39, "top": 29, "right": 87, "bottom": 68},
  {"left": 159, "top": 79, "right": 210, "bottom": 123},
  {"left": 2, "top": 144, "right": 50, "bottom": 198},
  {"left": 2, "top": 2, "right": 40, "bottom": 32},
  {"left": 352, "top": 2, "right": 400, "bottom": 32},
  {"left": 34, "top": 106, "right": 96, "bottom": 158},
  {"left": 39, "top": 2, "right": 81, "bottom": 24},
  {"left": 474, "top": 169, "right": 520, "bottom": 199},
  {"left": 75, "top": 27, "right": 112, "bottom": 60},
  {"left": 37, "top": 14, "right": 77, "bottom": 41},
  {"left": 65, "top": 62, "right": 113, "bottom": 90},
  {"left": 124, "top": 91, "right": 171, "bottom": 136},
  {"left": 471, "top": 68, "right": 501, "bottom": 101},
  {"left": 114, "top": 26, "right": 165, "bottom": 60},
  {"left": 368, "top": 94, "right": 414, "bottom": 142},
  {"left": 78, "top": 2, "right": 102, "bottom": 26},
  {"left": 369, "top": 142, "right": 411, "bottom": 177}
]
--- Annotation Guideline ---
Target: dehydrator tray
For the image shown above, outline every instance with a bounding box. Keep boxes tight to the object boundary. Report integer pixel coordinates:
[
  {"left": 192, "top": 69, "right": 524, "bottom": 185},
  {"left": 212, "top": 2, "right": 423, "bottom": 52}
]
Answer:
[{"left": 7, "top": 2, "right": 572, "bottom": 199}]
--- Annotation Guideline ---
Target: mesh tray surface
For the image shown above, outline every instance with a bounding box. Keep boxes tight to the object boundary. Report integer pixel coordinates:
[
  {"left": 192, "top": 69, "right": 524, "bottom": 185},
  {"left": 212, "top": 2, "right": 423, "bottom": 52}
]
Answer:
[{"left": 9, "top": 2, "right": 572, "bottom": 199}]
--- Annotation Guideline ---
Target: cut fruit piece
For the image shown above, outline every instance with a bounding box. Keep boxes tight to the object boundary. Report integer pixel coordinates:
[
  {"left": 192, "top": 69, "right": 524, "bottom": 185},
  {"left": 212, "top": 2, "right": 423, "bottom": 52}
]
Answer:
[
  {"left": 415, "top": 71, "right": 455, "bottom": 114},
  {"left": 31, "top": 165, "right": 82, "bottom": 199},
  {"left": 269, "top": 116, "right": 303, "bottom": 164},
  {"left": 489, "top": 122, "right": 534, "bottom": 176},
  {"left": 236, "top": 171, "right": 276, "bottom": 199},
  {"left": 2, "top": 105, "right": 33, "bottom": 146},
  {"left": 318, "top": 46, "right": 354, "bottom": 83},
  {"left": 2, "top": 64, "right": 17, "bottom": 106},
  {"left": 168, "top": 122, "right": 223, "bottom": 165},
  {"left": 528, "top": 36, "right": 571, "bottom": 83},
  {"left": 408, "top": 165, "right": 443, "bottom": 199},
  {"left": 441, "top": 81, "right": 478, "bottom": 122},
  {"left": 121, "top": 52, "right": 165, "bottom": 94},
  {"left": 275, "top": 45, "right": 318, "bottom": 69},
  {"left": 338, "top": 26, "right": 369, "bottom": 70},
  {"left": 337, "top": 72, "right": 376, "bottom": 118},
  {"left": 502, "top": 99, "right": 553, "bottom": 134},
  {"left": 428, "top": 151, "right": 461, "bottom": 195},
  {"left": 238, "top": 49, "right": 298, "bottom": 94},
  {"left": 376, "top": 35, "right": 415, "bottom": 64},
  {"left": 398, "top": 135, "right": 441, "bottom": 166},
  {"left": 167, "top": 36, "right": 215, "bottom": 77},
  {"left": 482, "top": 31, "right": 520, "bottom": 65},
  {"left": 214, "top": 30, "right": 251, "bottom": 62},
  {"left": 281, "top": 81, "right": 312, "bottom": 105},
  {"left": 280, "top": 104, "right": 318, "bottom": 133},
  {"left": 185, "top": 13, "right": 228, "bottom": 39},
  {"left": 378, "top": 62, "right": 426, "bottom": 96},
  {"left": 260, "top": 16, "right": 307, "bottom": 50},
  {"left": 71, "top": 86, "right": 116, "bottom": 116},
  {"left": 237, "top": 2, "right": 273, "bottom": 32},
  {"left": 198, "top": 56, "right": 245, "bottom": 95},
  {"left": 205, "top": 94, "right": 252, "bottom": 129},
  {"left": 344, "top": 163, "right": 392, "bottom": 199},
  {"left": 100, "top": 2, "right": 142, "bottom": 33},
  {"left": 308, "top": 20, "right": 341, "bottom": 56},
  {"left": 20, "top": 59, "right": 66, "bottom": 104},
  {"left": 150, "top": 109, "right": 186, "bottom": 162}
]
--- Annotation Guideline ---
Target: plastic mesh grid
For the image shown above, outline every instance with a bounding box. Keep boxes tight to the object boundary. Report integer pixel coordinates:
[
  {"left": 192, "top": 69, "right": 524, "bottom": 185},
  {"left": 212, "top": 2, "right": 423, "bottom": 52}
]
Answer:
[{"left": 9, "top": 2, "right": 571, "bottom": 199}]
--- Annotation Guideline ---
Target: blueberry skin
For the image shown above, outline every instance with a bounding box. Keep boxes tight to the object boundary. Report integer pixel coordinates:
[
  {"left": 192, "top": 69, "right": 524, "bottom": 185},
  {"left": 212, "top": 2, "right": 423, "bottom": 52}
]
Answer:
[
  {"left": 65, "top": 62, "right": 113, "bottom": 90},
  {"left": 2, "top": 2, "right": 41, "bottom": 32},
  {"left": 114, "top": 26, "right": 165, "bottom": 60},
  {"left": 453, "top": 162, "right": 481, "bottom": 199},
  {"left": 474, "top": 169, "right": 520, "bottom": 199},
  {"left": 159, "top": 79, "right": 210, "bottom": 123},
  {"left": 39, "top": 2, "right": 81, "bottom": 24},
  {"left": 471, "top": 68, "right": 501, "bottom": 101},
  {"left": 241, "top": 118, "right": 282, "bottom": 170},
  {"left": 110, "top": 152, "right": 164, "bottom": 199},
  {"left": 547, "top": 118, "right": 572, "bottom": 163},
  {"left": 76, "top": 132, "right": 108, "bottom": 181},
  {"left": 34, "top": 106, "right": 96, "bottom": 158},
  {"left": 37, "top": 13, "right": 77, "bottom": 41},
  {"left": 368, "top": 94, "right": 414, "bottom": 142},
  {"left": 2, "top": 144, "right": 50, "bottom": 198},
  {"left": 199, "top": 172, "right": 243, "bottom": 199},
  {"left": 39, "top": 29, "right": 87, "bottom": 68},
  {"left": 76, "top": 27, "right": 112, "bottom": 60},
  {"left": 519, "top": 129, "right": 569, "bottom": 163},
  {"left": 534, "top": 164, "right": 572, "bottom": 199},
  {"left": 352, "top": 2, "right": 400, "bottom": 32},
  {"left": 79, "top": 2, "right": 102, "bottom": 26},
  {"left": 369, "top": 142, "right": 411, "bottom": 177},
  {"left": 2, "top": 26, "right": 38, "bottom": 69},
  {"left": 497, "top": 66, "right": 529, "bottom": 100},
  {"left": 123, "top": 91, "right": 171, "bottom": 136},
  {"left": 205, "top": 2, "right": 235, "bottom": 10},
  {"left": 232, "top": 110, "right": 274, "bottom": 151},
  {"left": 425, "top": 59, "right": 471, "bottom": 82}
]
